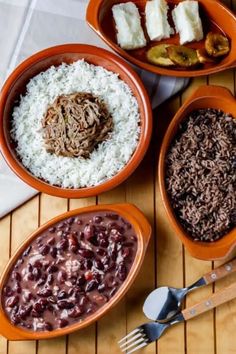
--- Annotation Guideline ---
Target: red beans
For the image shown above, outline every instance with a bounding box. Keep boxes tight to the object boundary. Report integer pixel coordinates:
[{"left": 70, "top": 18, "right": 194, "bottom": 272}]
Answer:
[
  {"left": 12, "top": 272, "right": 21, "bottom": 281},
  {"left": 44, "top": 322, "right": 53, "bottom": 331},
  {"left": 57, "top": 239, "right": 68, "bottom": 251},
  {"left": 39, "top": 245, "right": 50, "bottom": 256},
  {"left": 50, "top": 247, "right": 57, "bottom": 258},
  {"left": 18, "top": 305, "right": 32, "bottom": 319},
  {"left": 84, "top": 225, "right": 95, "bottom": 240},
  {"left": 78, "top": 249, "right": 94, "bottom": 259},
  {"left": 37, "top": 288, "right": 52, "bottom": 297},
  {"left": 59, "top": 319, "right": 69, "bottom": 328},
  {"left": 6, "top": 296, "right": 19, "bottom": 307},
  {"left": 37, "top": 273, "right": 47, "bottom": 286},
  {"left": 57, "top": 270, "right": 67, "bottom": 283},
  {"left": 77, "top": 275, "right": 86, "bottom": 286},
  {"left": 2, "top": 211, "right": 137, "bottom": 332},
  {"left": 22, "top": 246, "right": 32, "bottom": 257},
  {"left": 85, "top": 280, "right": 98, "bottom": 292},
  {"left": 57, "top": 290, "right": 67, "bottom": 300},
  {"left": 57, "top": 300, "right": 74, "bottom": 310},
  {"left": 68, "top": 305, "right": 83, "bottom": 318},
  {"left": 3, "top": 286, "right": 13, "bottom": 297},
  {"left": 48, "top": 264, "right": 58, "bottom": 273}
]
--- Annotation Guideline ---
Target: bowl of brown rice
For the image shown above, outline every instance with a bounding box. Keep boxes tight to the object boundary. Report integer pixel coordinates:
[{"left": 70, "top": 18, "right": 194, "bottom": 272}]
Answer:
[{"left": 159, "top": 85, "right": 236, "bottom": 260}]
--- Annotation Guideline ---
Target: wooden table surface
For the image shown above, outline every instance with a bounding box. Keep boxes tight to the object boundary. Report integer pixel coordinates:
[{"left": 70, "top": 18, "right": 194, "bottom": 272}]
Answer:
[{"left": 0, "top": 1, "right": 235, "bottom": 353}]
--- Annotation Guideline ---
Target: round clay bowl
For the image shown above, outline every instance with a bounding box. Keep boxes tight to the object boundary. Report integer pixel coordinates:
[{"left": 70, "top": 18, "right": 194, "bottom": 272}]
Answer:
[
  {"left": 0, "top": 203, "right": 151, "bottom": 340},
  {"left": 87, "top": 0, "right": 236, "bottom": 77},
  {"left": 0, "top": 44, "right": 152, "bottom": 198},
  {"left": 158, "top": 85, "right": 236, "bottom": 261}
]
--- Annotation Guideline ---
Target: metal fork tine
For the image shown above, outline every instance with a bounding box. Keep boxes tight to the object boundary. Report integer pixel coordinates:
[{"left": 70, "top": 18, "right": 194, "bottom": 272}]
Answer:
[
  {"left": 118, "top": 328, "right": 141, "bottom": 344},
  {"left": 126, "top": 341, "right": 148, "bottom": 354},
  {"left": 119, "top": 332, "right": 144, "bottom": 348},
  {"left": 120, "top": 336, "right": 147, "bottom": 352}
]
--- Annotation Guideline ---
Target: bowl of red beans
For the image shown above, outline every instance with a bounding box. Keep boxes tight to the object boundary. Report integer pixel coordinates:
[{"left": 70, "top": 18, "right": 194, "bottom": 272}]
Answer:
[{"left": 0, "top": 203, "right": 151, "bottom": 340}]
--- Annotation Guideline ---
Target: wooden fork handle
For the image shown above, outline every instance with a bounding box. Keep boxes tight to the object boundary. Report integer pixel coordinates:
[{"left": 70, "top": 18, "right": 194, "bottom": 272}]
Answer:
[
  {"left": 182, "top": 282, "right": 236, "bottom": 321},
  {"left": 203, "top": 258, "right": 236, "bottom": 284}
]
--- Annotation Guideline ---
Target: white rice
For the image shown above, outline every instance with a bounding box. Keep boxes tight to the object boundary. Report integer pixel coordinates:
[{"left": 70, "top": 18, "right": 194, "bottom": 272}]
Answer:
[{"left": 11, "top": 60, "right": 140, "bottom": 188}]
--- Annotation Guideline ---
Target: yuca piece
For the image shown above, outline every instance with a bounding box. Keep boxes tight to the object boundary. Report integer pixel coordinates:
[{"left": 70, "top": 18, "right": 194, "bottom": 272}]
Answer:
[
  {"left": 145, "top": 0, "right": 173, "bottom": 41},
  {"left": 112, "top": 2, "right": 146, "bottom": 50},
  {"left": 147, "top": 44, "right": 174, "bottom": 67},
  {"left": 172, "top": 1, "right": 203, "bottom": 45}
]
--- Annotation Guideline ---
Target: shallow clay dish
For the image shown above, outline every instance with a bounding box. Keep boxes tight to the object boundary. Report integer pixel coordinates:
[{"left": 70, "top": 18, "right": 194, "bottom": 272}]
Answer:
[
  {"left": 158, "top": 85, "right": 236, "bottom": 261},
  {"left": 86, "top": 0, "right": 236, "bottom": 77},
  {"left": 0, "top": 203, "right": 151, "bottom": 340},
  {"left": 0, "top": 44, "right": 152, "bottom": 198}
]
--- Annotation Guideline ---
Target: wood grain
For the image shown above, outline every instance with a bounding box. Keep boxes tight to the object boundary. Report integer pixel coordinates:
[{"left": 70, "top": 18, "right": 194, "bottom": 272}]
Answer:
[
  {"left": 183, "top": 282, "right": 236, "bottom": 320},
  {"left": 155, "top": 96, "right": 185, "bottom": 354},
  {"left": 125, "top": 149, "right": 155, "bottom": 354},
  {"left": 0, "top": 216, "right": 10, "bottom": 354},
  {"left": 8, "top": 197, "right": 39, "bottom": 354},
  {"left": 208, "top": 20, "right": 236, "bottom": 350},
  {"left": 181, "top": 77, "right": 215, "bottom": 354}
]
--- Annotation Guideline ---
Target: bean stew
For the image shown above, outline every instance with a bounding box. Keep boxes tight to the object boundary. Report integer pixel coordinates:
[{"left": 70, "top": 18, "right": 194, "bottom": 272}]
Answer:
[{"left": 2, "top": 211, "right": 137, "bottom": 331}]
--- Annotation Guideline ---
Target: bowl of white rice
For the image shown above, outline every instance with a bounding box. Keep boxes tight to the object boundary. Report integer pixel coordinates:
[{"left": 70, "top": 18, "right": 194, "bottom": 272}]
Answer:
[{"left": 0, "top": 44, "right": 152, "bottom": 198}]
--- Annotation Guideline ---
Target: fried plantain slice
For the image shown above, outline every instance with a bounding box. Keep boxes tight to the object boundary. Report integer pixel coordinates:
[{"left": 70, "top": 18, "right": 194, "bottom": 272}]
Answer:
[
  {"left": 147, "top": 44, "right": 175, "bottom": 67},
  {"left": 196, "top": 49, "right": 215, "bottom": 64},
  {"left": 205, "top": 32, "right": 230, "bottom": 58},
  {"left": 166, "top": 45, "right": 199, "bottom": 67}
]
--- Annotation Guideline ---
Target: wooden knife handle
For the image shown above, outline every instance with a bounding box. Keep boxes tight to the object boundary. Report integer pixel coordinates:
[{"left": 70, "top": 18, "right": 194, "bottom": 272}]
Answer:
[
  {"left": 203, "top": 258, "right": 236, "bottom": 284},
  {"left": 182, "top": 282, "right": 236, "bottom": 321}
]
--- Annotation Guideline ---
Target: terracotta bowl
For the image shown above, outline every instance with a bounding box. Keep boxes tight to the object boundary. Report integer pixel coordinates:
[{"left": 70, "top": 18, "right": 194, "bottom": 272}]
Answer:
[
  {"left": 158, "top": 85, "right": 236, "bottom": 261},
  {"left": 0, "top": 203, "right": 151, "bottom": 340},
  {"left": 0, "top": 44, "right": 152, "bottom": 198},
  {"left": 86, "top": 0, "right": 236, "bottom": 78}
]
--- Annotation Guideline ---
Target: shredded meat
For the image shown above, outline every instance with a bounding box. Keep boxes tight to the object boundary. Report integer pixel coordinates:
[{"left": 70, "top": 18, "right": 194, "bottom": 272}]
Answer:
[{"left": 41, "top": 92, "right": 113, "bottom": 158}]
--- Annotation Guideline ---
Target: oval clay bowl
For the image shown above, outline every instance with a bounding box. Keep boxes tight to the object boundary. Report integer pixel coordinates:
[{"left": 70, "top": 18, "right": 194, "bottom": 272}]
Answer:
[
  {"left": 0, "top": 203, "right": 151, "bottom": 340},
  {"left": 0, "top": 44, "right": 152, "bottom": 198},
  {"left": 86, "top": 0, "right": 236, "bottom": 78},
  {"left": 158, "top": 85, "right": 236, "bottom": 261}
]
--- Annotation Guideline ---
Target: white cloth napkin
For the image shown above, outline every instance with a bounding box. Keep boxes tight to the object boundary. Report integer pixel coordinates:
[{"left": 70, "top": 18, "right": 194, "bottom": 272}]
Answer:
[{"left": 0, "top": 0, "right": 189, "bottom": 218}]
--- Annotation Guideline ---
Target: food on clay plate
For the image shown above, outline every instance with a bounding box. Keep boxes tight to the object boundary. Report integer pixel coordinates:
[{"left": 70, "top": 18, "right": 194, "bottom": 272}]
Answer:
[
  {"left": 205, "top": 32, "right": 230, "bottom": 58},
  {"left": 112, "top": 2, "right": 146, "bottom": 50},
  {"left": 172, "top": 0, "right": 203, "bottom": 45},
  {"left": 196, "top": 49, "right": 215, "bottom": 64},
  {"left": 11, "top": 60, "right": 140, "bottom": 188},
  {"left": 2, "top": 211, "right": 137, "bottom": 331},
  {"left": 111, "top": 0, "right": 231, "bottom": 70},
  {"left": 166, "top": 45, "right": 199, "bottom": 67},
  {"left": 147, "top": 44, "right": 174, "bottom": 66},
  {"left": 145, "top": 0, "right": 173, "bottom": 41},
  {"left": 165, "top": 108, "right": 236, "bottom": 242}
]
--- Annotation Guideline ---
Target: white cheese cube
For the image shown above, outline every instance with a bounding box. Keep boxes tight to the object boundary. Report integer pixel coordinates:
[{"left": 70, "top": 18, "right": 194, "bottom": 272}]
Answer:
[
  {"left": 172, "top": 1, "right": 204, "bottom": 45},
  {"left": 145, "top": 0, "right": 173, "bottom": 41},
  {"left": 112, "top": 2, "right": 147, "bottom": 50}
]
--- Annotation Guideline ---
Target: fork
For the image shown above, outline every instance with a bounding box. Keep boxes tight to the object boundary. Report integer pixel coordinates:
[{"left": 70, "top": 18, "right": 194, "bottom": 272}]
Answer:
[{"left": 119, "top": 281, "right": 236, "bottom": 353}]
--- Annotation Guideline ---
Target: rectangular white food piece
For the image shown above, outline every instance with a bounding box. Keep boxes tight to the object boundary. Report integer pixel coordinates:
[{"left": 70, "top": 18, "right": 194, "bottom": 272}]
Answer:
[
  {"left": 145, "top": 0, "right": 173, "bottom": 41},
  {"left": 112, "top": 2, "right": 147, "bottom": 50},
  {"left": 172, "top": 0, "right": 204, "bottom": 45}
]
